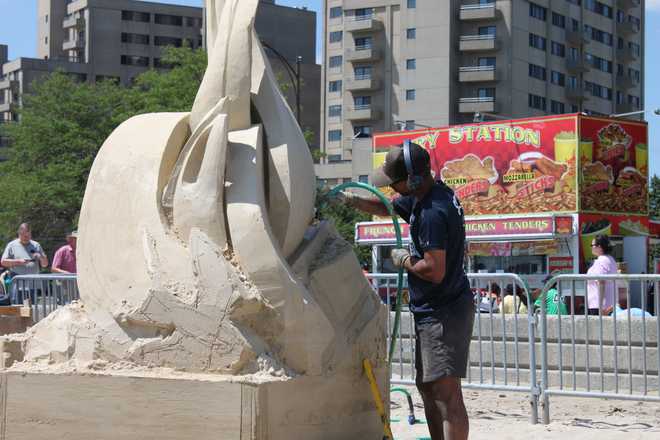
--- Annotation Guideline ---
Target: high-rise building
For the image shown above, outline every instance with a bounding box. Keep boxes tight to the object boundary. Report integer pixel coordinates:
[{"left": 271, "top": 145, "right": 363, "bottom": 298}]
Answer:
[
  {"left": 317, "top": 0, "right": 644, "bottom": 184},
  {"left": 1, "top": 0, "right": 320, "bottom": 149}
]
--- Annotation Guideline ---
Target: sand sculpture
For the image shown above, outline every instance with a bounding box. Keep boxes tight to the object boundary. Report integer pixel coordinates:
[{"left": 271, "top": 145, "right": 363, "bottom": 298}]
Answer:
[{"left": 0, "top": 1, "right": 388, "bottom": 438}]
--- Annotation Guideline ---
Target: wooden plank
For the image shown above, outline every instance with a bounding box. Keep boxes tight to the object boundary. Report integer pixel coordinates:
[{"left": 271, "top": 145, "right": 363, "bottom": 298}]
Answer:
[
  {"left": 1, "top": 373, "right": 248, "bottom": 440},
  {"left": 0, "top": 307, "right": 29, "bottom": 318}
]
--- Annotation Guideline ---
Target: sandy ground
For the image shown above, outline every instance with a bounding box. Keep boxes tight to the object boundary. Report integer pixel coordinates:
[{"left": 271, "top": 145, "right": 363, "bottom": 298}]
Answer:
[{"left": 390, "top": 386, "right": 660, "bottom": 439}]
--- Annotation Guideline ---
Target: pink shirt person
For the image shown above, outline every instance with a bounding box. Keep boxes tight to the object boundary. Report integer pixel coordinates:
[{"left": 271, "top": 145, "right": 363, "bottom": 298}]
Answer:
[
  {"left": 52, "top": 232, "right": 77, "bottom": 274},
  {"left": 586, "top": 254, "right": 617, "bottom": 311}
]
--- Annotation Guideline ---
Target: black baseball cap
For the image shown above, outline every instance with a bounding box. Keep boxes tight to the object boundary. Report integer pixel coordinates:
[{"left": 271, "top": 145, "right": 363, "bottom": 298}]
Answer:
[{"left": 371, "top": 142, "right": 431, "bottom": 188}]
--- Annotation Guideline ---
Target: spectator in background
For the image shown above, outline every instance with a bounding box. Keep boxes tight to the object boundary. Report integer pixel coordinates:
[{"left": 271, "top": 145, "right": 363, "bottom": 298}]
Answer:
[
  {"left": 586, "top": 235, "right": 617, "bottom": 315},
  {"left": 501, "top": 284, "right": 528, "bottom": 314},
  {"left": 52, "top": 231, "right": 77, "bottom": 274},
  {"left": 1, "top": 223, "right": 48, "bottom": 276},
  {"left": 532, "top": 277, "right": 568, "bottom": 315}
]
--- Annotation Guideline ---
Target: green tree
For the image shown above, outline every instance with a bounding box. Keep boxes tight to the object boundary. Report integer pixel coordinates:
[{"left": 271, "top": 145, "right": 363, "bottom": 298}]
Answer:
[
  {"left": 0, "top": 47, "right": 207, "bottom": 254},
  {"left": 650, "top": 174, "right": 660, "bottom": 220},
  {"left": 315, "top": 189, "right": 372, "bottom": 267}
]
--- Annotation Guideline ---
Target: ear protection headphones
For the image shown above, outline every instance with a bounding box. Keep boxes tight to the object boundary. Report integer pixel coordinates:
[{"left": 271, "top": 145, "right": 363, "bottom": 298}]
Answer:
[{"left": 403, "top": 139, "right": 423, "bottom": 191}]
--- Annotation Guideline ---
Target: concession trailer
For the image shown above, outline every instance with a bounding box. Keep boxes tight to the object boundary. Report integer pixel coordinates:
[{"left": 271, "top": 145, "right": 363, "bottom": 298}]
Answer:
[{"left": 357, "top": 114, "right": 652, "bottom": 303}]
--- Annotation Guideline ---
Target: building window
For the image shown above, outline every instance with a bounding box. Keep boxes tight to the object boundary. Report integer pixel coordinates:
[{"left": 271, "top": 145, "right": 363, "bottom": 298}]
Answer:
[
  {"left": 404, "top": 120, "right": 416, "bottom": 130},
  {"left": 184, "top": 17, "right": 201, "bottom": 27},
  {"left": 407, "top": 28, "right": 416, "bottom": 39},
  {"left": 327, "top": 155, "right": 342, "bottom": 163},
  {"left": 567, "top": 76, "right": 578, "bottom": 88},
  {"left": 550, "top": 100, "right": 565, "bottom": 114},
  {"left": 358, "top": 175, "right": 369, "bottom": 183},
  {"left": 406, "top": 89, "right": 416, "bottom": 101},
  {"left": 585, "top": 53, "right": 612, "bottom": 73},
  {"left": 45, "top": 14, "right": 49, "bottom": 23},
  {"left": 155, "top": 14, "right": 183, "bottom": 26},
  {"left": 154, "top": 36, "right": 183, "bottom": 47},
  {"left": 120, "top": 55, "right": 149, "bottom": 67},
  {"left": 354, "top": 96, "right": 371, "bottom": 108},
  {"left": 478, "top": 57, "right": 496, "bottom": 67},
  {"left": 529, "top": 33, "right": 547, "bottom": 51},
  {"left": 552, "top": 12, "right": 565, "bottom": 28},
  {"left": 354, "top": 66, "right": 372, "bottom": 79},
  {"left": 407, "top": 0, "right": 416, "bottom": 8},
  {"left": 45, "top": 37, "right": 48, "bottom": 44},
  {"left": 528, "top": 63, "right": 547, "bottom": 81},
  {"left": 328, "top": 80, "right": 342, "bottom": 92},
  {"left": 550, "top": 71, "right": 565, "bottom": 86},
  {"left": 551, "top": 41, "right": 565, "bottom": 57},
  {"left": 528, "top": 94, "right": 547, "bottom": 110},
  {"left": 122, "top": 10, "right": 150, "bottom": 23},
  {"left": 584, "top": 25, "right": 613, "bottom": 46},
  {"left": 628, "top": 42, "right": 641, "bottom": 57},
  {"left": 478, "top": 88, "right": 495, "bottom": 98},
  {"left": 566, "top": 0, "right": 581, "bottom": 4},
  {"left": 616, "top": 10, "right": 625, "bottom": 23},
  {"left": 529, "top": 3, "right": 547, "bottom": 21},
  {"left": 628, "top": 68, "right": 640, "bottom": 84},
  {"left": 570, "top": 104, "right": 579, "bottom": 112},
  {"left": 354, "top": 36, "right": 372, "bottom": 49},
  {"left": 329, "top": 31, "right": 343, "bottom": 43},
  {"left": 616, "top": 91, "right": 625, "bottom": 104},
  {"left": 406, "top": 59, "right": 416, "bottom": 70},
  {"left": 479, "top": 26, "right": 496, "bottom": 36},
  {"left": 354, "top": 126, "right": 373, "bottom": 138},
  {"left": 328, "top": 130, "right": 342, "bottom": 142},
  {"left": 328, "top": 105, "right": 342, "bottom": 117},
  {"left": 585, "top": 81, "right": 613, "bottom": 100},
  {"left": 571, "top": 19, "right": 579, "bottom": 32},
  {"left": 329, "top": 55, "right": 343, "bottom": 68},
  {"left": 584, "top": 0, "right": 613, "bottom": 19},
  {"left": 628, "top": 95, "right": 640, "bottom": 108},
  {"left": 568, "top": 47, "right": 579, "bottom": 60},
  {"left": 121, "top": 33, "right": 150, "bottom": 45},
  {"left": 329, "top": 7, "right": 342, "bottom": 19}
]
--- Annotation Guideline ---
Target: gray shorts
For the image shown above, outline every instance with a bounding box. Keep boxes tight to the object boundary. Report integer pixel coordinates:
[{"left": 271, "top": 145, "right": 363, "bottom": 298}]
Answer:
[{"left": 414, "top": 294, "right": 475, "bottom": 384}]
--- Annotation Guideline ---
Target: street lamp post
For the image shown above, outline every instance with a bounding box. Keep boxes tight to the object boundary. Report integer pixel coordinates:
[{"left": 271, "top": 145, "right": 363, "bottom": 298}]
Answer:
[
  {"left": 609, "top": 108, "right": 660, "bottom": 118},
  {"left": 260, "top": 40, "right": 302, "bottom": 125}
]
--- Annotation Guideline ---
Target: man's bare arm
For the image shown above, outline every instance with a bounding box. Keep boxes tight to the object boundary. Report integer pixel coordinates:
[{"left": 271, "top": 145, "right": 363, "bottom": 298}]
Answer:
[
  {"left": 404, "top": 249, "right": 446, "bottom": 284},
  {"left": 350, "top": 195, "right": 391, "bottom": 217},
  {"left": 1, "top": 258, "right": 28, "bottom": 269}
]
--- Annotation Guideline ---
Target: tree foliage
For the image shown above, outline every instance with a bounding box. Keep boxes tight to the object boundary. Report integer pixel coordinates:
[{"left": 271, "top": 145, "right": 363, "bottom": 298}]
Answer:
[
  {"left": 650, "top": 174, "right": 660, "bottom": 220},
  {"left": 0, "top": 47, "right": 207, "bottom": 254}
]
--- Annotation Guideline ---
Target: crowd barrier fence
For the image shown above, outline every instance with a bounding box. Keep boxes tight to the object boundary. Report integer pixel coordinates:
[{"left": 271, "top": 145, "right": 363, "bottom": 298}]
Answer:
[{"left": 10, "top": 274, "right": 79, "bottom": 322}]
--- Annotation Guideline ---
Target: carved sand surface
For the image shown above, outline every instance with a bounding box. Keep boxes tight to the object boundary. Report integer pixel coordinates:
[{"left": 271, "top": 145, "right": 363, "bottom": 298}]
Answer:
[{"left": 0, "top": 1, "right": 388, "bottom": 438}]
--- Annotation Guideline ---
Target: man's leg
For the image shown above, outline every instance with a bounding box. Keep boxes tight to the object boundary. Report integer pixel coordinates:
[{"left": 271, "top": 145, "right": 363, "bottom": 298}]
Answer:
[
  {"left": 417, "top": 381, "right": 445, "bottom": 439},
  {"left": 419, "top": 376, "right": 468, "bottom": 440}
]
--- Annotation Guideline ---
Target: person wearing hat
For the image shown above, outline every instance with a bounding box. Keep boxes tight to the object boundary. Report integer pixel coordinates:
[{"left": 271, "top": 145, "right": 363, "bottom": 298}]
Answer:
[
  {"left": 333, "top": 141, "right": 473, "bottom": 440},
  {"left": 51, "top": 231, "right": 78, "bottom": 274}
]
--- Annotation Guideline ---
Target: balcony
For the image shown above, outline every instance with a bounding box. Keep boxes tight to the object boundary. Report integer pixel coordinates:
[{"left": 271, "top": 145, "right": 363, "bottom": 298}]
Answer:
[
  {"left": 458, "top": 97, "right": 497, "bottom": 113},
  {"left": 0, "top": 102, "right": 18, "bottom": 114},
  {"left": 615, "top": 102, "right": 637, "bottom": 113},
  {"left": 63, "top": 39, "right": 85, "bottom": 51},
  {"left": 616, "top": 75, "right": 634, "bottom": 89},
  {"left": 345, "top": 75, "right": 381, "bottom": 92},
  {"left": 459, "top": 4, "right": 497, "bottom": 21},
  {"left": 345, "top": 45, "right": 381, "bottom": 63},
  {"left": 616, "top": 46, "right": 638, "bottom": 63},
  {"left": 617, "top": 21, "right": 639, "bottom": 36},
  {"left": 566, "top": 56, "right": 589, "bottom": 73},
  {"left": 459, "top": 34, "right": 499, "bottom": 52},
  {"left": 63, "top": 15, "right": 84, "bottom": 29},
  {"left": 345, "top": 105, "right": 382, "bottom": 121},
  {"left": 617, "top": 0, "right": 640, "bottom": 10},
  {"left": 458, "top": 65, "right": 498, "bottom": 82},
  {"left": 565, "top": 29, "right": 589, "bottom": 46},
  {"left": 345, "top": 15, "right": 383, "bottom": 33},
  {"left": 0, "top": 79, "right": 19, "bottom": 93},
  {"left": 565, "top": 86, "right": 588, "bottom": 102}
]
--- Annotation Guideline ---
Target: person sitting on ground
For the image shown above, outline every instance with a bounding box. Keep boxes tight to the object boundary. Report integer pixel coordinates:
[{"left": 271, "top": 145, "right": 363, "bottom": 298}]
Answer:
[
  {"left": 532, "top": 277, "right": 568, "bottom": 315},
  {"left": 52, "top": 231, "right": 77, "bottom": 274},
  {"left": 501, "top": 285, "right": 528, "bottom": 315},
  {"left": 605, "top": 295, "right": 652, "bottom": 318}
]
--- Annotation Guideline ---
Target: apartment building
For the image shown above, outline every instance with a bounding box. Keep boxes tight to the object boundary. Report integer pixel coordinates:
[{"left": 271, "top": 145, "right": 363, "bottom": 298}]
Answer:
[
  {"left": 318, "top": 0, "right": 644, "bottom": 184},
  {"left": 1, "top": 0, "right": 320, "bottom": 147}
]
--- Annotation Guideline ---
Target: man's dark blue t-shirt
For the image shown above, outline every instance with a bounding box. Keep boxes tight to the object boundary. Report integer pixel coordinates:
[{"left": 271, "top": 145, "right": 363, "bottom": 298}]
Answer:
[{"left": 393, "top": 181, "right": 471, "bottom": 315}]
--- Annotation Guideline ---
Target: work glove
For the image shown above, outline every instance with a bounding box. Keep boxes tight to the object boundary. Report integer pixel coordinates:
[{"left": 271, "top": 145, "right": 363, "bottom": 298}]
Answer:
[{"left": 391, "top": 248, "right": 411, "bottom": 269}]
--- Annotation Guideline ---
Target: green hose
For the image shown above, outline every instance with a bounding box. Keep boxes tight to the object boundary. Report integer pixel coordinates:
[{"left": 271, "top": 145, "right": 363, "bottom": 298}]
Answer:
[{"left": 326, "top": 182, "right": 404, "bottom": 366}]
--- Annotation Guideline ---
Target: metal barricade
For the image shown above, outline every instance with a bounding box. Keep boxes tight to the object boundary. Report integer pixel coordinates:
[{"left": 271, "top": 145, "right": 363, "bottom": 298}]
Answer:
[
  {"left": 539, "top": 274, "right": 660, "bottom": 424},
  {"left": 10, "top": 274, "right": 80, "bottom": 322},
  {"left": 367, "top": 272, "right": 539, "bottom": 424}
]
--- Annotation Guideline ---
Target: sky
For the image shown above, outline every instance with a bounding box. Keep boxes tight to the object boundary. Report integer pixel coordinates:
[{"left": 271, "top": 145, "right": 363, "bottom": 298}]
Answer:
[{"left": 0, "top": 0, "right": 657, "bottom": 176}]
